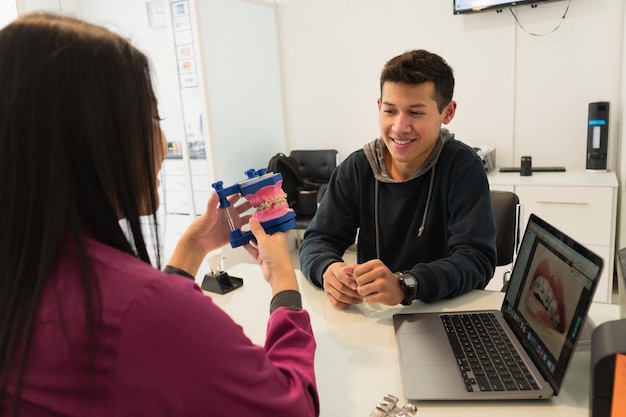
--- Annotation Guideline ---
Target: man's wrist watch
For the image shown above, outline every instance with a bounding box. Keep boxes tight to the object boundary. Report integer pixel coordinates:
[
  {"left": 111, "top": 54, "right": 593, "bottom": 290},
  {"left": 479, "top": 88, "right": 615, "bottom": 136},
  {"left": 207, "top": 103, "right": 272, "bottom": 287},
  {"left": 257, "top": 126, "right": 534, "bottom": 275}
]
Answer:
[{"left": 397, "top": 272, "right": 418, "bottom": 306}]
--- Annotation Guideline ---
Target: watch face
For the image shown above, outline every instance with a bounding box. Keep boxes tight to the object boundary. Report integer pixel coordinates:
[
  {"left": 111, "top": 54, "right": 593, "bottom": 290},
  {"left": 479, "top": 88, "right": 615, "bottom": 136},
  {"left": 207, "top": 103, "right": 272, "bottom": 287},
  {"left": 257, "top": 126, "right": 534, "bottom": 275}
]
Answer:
[
  {"left": 399, "top": 273, "right": 417, "bottom": 306},
  {"left": 402, "top": 274, "right": 417, "bottom": 288}
]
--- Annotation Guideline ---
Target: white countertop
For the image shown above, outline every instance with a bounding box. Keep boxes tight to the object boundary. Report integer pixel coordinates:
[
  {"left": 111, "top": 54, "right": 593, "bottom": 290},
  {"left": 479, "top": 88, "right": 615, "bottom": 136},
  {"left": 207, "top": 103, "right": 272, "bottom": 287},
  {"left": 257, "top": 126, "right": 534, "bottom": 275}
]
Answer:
[
  {"left": 202, "top": 263, "right": 620, "bottom": 417},
  {"left": 488, "top": 169, "right": 618, "bottom": 188}
]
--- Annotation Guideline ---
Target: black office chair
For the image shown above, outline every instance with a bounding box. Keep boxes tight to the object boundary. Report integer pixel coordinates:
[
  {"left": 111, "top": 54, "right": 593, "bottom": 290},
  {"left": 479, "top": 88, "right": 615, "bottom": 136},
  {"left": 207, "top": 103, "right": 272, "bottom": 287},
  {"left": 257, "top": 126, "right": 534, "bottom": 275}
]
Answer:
[
  {"left": 490, "top": 190, "right": 521, "bottom": 291},
  {"left": 289, "top": 149, "right": 338, "bottom": 245}
]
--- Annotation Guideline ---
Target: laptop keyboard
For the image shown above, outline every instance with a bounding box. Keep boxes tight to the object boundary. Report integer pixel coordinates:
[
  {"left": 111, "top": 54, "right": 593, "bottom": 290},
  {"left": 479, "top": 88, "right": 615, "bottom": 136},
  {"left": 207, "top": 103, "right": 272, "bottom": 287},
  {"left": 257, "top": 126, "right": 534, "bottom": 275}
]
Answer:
[{"left": 441, "top": 313, "right": 541, "bottom": 393}]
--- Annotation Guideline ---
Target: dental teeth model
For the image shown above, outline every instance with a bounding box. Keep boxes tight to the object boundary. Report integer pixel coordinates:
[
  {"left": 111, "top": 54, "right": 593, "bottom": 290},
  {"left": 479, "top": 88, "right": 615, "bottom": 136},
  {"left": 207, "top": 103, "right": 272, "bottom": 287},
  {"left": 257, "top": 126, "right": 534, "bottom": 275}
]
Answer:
[{"left": 212, "top": 168, "right": 296, "bottom": 248}]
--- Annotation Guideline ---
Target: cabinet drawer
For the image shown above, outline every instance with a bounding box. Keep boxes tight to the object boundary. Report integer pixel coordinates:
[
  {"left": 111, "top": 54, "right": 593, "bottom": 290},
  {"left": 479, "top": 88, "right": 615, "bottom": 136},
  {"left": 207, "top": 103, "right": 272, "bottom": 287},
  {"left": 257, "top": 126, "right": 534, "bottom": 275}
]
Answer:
[
  {"left": 515, "top": 186, "right": 612, "bottom": 246},
  {"left": 163, "top": 175, "right": 188, "bottom": 191},
  {"left": 164, "top": 190, "right": 214, "bottom": 215},
  {"left": 162, "top": 159, "right": 186, "bottom": 175},
  {"left": 164, "top": 190, "right": 191, "bottom": 214},
  {"left": 163, "top": 159, "right": 210, "bottom": 176},
  {"left": 190, "top": 175, "right": 211, "bottom": 191},
  {"left": 163, "top": 175, "right": 211, "bottom": 192},
  {"left": 190, "top": 159, "right": 211, "bottom": 176}
]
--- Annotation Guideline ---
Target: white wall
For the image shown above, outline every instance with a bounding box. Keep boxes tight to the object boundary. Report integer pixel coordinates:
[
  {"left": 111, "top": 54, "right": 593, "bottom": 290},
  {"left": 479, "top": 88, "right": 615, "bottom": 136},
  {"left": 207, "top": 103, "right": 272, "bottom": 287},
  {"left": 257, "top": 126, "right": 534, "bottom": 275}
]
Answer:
[
  {"left": 276, "top": 0, "right": 515, "bottom": 162},
  {"left": 195, "top": 0, "right": 287, "bottom": 184},
  {"left": 276, "top": 0, "right": 622, "bottom": 170},
  {"left": 514, "top": 0, "right": 623, "bottom": 170},
  {"left": 276, "top": 0, "right": 626, "bottom": 248},
  {"left": 0, "top": 0, "right": 18, "bottom": 28}
]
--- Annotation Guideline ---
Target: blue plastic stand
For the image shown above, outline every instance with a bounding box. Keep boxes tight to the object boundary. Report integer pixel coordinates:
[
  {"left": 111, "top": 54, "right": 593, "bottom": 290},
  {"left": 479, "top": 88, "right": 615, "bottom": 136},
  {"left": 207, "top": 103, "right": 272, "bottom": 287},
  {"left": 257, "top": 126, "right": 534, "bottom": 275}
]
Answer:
[{"left": 212, "top": 168, "right": 296, "bottom": 248}]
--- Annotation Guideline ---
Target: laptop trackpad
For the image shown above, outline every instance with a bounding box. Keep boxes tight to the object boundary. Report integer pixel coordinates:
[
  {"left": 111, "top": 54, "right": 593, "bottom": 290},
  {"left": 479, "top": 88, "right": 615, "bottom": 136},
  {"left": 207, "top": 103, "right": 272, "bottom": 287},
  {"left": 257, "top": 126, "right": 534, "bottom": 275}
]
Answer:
[{"left": 397, "top": 323, "right": 450, "bottom": 367}]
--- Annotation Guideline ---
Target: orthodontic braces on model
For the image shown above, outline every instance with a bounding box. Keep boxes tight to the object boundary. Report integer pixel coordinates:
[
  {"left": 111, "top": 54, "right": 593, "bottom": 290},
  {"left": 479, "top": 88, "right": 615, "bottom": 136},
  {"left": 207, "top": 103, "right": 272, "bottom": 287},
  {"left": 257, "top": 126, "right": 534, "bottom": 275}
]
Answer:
[{"left": 212, "top": 168, "right": 297, "bottom": 248}]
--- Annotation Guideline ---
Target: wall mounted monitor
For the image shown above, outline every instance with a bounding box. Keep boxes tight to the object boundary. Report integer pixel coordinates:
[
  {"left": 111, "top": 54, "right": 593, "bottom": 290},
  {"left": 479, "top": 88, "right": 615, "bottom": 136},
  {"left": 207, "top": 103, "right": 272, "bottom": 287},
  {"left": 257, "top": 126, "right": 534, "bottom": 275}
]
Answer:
[{"left": 454, "top": 0, "right": 566, "bottom": 15}]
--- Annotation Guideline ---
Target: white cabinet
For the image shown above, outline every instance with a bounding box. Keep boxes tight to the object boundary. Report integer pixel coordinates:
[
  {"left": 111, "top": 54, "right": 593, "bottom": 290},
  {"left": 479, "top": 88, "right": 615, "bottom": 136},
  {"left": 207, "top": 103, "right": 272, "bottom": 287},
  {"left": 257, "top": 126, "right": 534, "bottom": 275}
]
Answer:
[
  {"left": 488, "top": 170, "right": 618, "bottom": 303},
  {"left": 161, "top": 158, "right": 212, "bottom": 215}
]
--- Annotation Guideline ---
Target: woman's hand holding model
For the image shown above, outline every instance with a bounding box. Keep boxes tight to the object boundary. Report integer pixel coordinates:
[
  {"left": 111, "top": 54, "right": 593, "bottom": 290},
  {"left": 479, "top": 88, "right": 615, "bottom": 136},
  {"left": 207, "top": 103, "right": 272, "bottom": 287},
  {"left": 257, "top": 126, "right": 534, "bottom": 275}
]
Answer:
[{"left": 167, "top": 192, "right": 251, "bottom": 277}]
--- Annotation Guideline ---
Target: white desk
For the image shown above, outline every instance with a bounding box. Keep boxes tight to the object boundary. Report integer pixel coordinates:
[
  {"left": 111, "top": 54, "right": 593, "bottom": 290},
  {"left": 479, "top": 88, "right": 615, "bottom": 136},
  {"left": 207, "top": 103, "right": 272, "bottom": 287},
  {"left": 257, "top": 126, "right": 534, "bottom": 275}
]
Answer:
[{"left": 203, "top": 263, "right": 620, "bottom": 417}]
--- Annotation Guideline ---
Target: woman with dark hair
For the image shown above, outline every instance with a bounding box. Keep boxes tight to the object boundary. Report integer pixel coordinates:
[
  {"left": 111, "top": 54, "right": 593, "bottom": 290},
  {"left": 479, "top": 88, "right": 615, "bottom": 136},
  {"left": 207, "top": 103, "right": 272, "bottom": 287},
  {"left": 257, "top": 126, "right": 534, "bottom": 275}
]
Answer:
[{"left": 0, "top": 13, "right": 318, "bottom": 417}]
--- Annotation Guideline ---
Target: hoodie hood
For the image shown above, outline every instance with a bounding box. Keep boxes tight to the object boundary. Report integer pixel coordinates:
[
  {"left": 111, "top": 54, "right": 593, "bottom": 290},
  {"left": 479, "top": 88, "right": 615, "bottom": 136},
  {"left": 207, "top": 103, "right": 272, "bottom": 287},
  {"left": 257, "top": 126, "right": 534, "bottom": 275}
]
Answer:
[
  {"left": 363, "top": 128, "right": 455, "bottom": 250},
  {"left": 363, "top": 128, "right": 454, "bottom": 183}
]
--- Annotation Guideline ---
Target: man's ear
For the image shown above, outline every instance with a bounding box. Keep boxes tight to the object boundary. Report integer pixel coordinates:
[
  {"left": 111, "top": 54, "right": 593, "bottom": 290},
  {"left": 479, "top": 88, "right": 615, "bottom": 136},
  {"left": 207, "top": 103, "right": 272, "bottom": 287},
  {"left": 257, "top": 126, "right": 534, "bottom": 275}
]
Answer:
[{"left": 442, "top": 100, "right": 457, "bottom": 124}]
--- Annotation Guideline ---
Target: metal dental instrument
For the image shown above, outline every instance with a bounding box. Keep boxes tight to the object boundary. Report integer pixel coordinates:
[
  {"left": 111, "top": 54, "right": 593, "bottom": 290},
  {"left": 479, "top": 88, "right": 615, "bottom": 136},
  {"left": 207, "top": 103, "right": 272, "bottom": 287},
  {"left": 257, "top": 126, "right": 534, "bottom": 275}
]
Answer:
[{"left": 369, "top": 394, "right": 417, "bottom": 417}]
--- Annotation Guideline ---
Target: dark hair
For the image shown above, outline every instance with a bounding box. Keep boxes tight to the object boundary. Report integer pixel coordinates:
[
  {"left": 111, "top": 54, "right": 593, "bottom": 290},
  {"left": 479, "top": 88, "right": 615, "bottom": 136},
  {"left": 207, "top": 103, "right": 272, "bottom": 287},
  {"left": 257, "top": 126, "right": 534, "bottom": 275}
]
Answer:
[
  {"left": 0, "top": 13, "right": 161, "bottom": 415},
  {"left": 379, "top": 49, "right": 455, "bottom": 113}
]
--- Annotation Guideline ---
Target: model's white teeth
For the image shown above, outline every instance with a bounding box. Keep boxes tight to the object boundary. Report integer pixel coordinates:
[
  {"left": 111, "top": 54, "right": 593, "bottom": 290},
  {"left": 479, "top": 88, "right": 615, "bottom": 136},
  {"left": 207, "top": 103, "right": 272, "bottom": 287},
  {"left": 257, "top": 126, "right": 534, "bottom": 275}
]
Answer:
[
  {"left": 393, "top": 138, "right": 414, "bottom": 145},
  {"left": 530, "top": 275, "right": 562, "bottom": 331},
  {"left": 254, "top": 193, "right": 287, "bottom": 210}
]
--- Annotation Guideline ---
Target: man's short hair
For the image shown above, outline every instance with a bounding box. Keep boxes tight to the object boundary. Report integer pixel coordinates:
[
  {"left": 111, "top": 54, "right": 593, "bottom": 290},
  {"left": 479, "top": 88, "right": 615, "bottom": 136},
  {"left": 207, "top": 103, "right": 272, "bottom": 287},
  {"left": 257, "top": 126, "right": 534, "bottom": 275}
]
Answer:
[{"left": 380, "top": 49, "right": 455, "bottom": 113}]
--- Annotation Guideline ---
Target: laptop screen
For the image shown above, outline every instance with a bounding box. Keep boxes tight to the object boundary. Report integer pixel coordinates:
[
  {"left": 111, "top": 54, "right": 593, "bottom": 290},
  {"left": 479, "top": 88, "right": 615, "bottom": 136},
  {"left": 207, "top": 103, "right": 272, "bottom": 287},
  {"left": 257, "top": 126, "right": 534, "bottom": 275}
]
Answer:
[{"left": 501, "top": 214, "right": 602, "bottom": 394}]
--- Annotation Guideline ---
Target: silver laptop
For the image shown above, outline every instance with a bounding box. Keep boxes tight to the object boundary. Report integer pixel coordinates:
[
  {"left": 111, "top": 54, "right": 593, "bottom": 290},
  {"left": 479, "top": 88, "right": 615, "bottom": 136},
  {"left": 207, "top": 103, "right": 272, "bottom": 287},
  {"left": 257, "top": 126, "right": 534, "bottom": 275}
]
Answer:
[{"left": 393, "top": 213, "right": 603, "bottom": 400}]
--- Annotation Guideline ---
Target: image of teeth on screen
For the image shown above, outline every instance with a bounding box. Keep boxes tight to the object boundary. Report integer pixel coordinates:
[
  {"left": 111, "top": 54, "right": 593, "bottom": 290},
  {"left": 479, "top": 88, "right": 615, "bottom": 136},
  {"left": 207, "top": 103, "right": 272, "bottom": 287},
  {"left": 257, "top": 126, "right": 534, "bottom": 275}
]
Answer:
[{"left": 517, "top": 245, "right": 583, "bottom": 358}]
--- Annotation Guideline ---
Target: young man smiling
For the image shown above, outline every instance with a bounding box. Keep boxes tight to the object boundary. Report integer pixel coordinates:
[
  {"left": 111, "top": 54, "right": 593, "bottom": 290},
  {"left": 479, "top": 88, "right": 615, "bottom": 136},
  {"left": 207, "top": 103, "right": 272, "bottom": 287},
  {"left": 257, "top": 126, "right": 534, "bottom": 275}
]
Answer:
[{"left": 299, "top": 49, "right": 497, "bottom": 309}]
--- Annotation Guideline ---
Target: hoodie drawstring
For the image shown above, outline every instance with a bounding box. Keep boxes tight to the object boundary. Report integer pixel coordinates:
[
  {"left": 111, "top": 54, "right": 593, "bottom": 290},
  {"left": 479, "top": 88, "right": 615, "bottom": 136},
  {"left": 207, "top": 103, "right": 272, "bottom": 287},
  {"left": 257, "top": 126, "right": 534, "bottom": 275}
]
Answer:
[
  {"left": 374, "top": 164, "right": 436, "bottom": 257},
  {"left": 375, "top": 180, "right": 381, "bottom": 258},
  {"left": 418, "top": 165, "right": 436, "bottom": 237}
]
